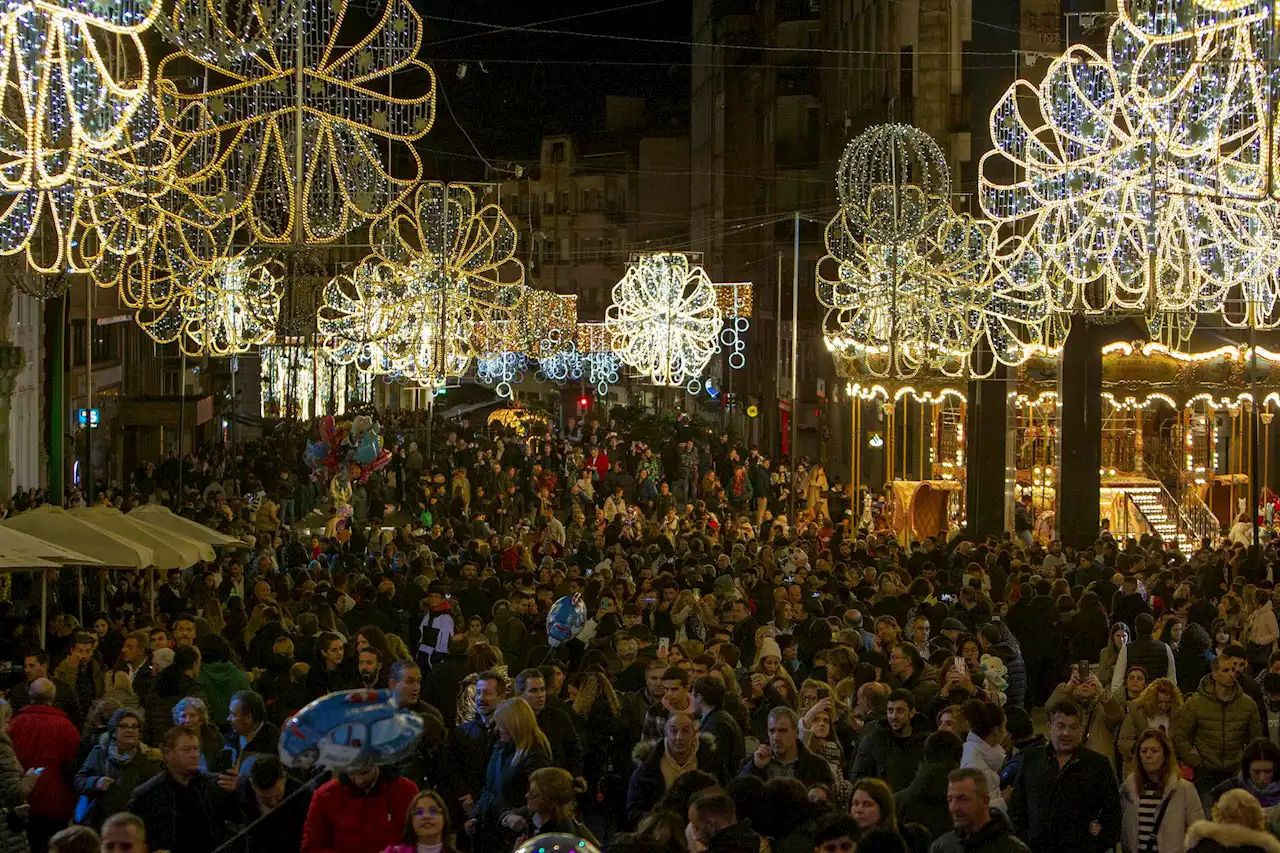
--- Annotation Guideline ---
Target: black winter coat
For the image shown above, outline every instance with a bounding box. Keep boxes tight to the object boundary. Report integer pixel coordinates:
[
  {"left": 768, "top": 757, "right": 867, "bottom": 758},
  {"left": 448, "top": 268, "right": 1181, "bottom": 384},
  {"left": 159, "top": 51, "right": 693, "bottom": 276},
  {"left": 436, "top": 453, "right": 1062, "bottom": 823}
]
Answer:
[
  {"left": 126, "top": 771, "right": 238, "bottom": 853},
  {"left": 1008, "top": 744, "right": 1121, "bottom": 853},
  {"left": 699, "top": 708, "right": 745, "bottom": 784},
  {"left": 898, "top": 760, "right": 958, "bottom": 840},
  {"left": 625, "top": 736, "right": 718, "bottom": 827},
  {"left": 929, "top": 813, "right": 1031, "bottom": 853},
  {"left": 474, "top": 742, "right": 549, "bottom": 853},
  {"left": 849, "top": 719, "right": 928, "bottom": 792},
  {"left": 737, "top": 741, "right": 835, "bottom": 790}
]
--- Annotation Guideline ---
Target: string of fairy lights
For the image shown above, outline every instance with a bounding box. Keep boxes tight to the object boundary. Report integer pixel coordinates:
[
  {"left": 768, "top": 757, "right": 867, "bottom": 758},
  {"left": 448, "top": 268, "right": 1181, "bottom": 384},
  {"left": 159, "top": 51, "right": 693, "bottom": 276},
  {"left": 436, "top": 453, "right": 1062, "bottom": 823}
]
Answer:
[{"left": 9, "top": 0, "right": 1280, "bottom": 410}]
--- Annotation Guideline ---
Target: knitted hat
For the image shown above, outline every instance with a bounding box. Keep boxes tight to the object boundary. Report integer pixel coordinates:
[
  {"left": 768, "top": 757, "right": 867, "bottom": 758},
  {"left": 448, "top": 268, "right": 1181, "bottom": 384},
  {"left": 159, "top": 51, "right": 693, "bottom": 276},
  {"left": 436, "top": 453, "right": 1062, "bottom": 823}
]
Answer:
[{"left": 756, "top": 636, "right": 782, "bottom": 666}]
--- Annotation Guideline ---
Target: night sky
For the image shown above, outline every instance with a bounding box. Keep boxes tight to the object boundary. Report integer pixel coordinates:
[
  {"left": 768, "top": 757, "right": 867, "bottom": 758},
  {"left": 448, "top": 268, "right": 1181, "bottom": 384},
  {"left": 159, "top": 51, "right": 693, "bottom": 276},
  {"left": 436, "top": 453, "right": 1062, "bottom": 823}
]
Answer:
[{"left": 410, "top": 0, "right": 693, "bottom": 178}]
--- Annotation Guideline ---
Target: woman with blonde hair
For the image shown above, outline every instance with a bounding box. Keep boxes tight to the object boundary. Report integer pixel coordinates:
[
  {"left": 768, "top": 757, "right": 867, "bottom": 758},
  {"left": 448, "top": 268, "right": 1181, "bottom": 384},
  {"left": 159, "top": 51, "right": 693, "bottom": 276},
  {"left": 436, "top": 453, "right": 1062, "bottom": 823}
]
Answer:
[
  {"left": 1120, "top": 728, "right": 1201, "bottom": 853},
  {"left": 468, "top": 698, "right": 550, "bottom": 853},
  {"left": 500, "top": 766, "right": 599, "bottom": 844},
  {"left": 1184, "top": 788, "right": 1274, "bottom": 853},
  {"left": 1118, "top": 678, "right": 1183, "bottom": 762}
]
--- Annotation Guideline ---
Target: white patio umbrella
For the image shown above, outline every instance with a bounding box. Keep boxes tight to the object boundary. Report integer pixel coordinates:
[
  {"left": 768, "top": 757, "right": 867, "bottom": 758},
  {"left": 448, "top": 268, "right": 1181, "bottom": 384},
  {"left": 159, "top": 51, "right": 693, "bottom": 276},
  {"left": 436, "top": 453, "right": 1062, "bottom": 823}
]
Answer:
[
  {"left": 3, "top": 505, "right": 157, "bottom": 638},
  {"left": 127, "top": 504, "right": 243, "bottom": 548}
]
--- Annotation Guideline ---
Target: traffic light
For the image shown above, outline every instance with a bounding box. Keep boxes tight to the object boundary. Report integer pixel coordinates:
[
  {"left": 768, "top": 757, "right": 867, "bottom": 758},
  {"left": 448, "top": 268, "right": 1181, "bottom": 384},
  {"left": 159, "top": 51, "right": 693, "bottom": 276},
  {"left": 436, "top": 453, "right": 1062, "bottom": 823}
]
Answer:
[{"left": 579, "top": 396, "right": 589, "bottom": 408}]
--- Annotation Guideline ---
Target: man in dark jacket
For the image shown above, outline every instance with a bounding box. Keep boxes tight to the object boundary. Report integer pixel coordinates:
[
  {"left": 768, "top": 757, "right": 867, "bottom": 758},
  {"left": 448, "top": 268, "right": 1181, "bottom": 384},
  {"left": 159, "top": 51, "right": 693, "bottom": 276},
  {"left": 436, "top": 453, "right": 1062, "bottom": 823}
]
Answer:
[
  {"left": 900, "top": 730, "right": 964, "bottom": 840},
  {"left": 423, "top": 637, "right": 469, "bottom": 728},
  {"left": 626, "top": 712, "right": 717, "bottom": 827},
  {"left": 738, "top": 706, "right": 834, "bottom": 789},
  {"left": 387, "top": 660, "right": 449, "bottom": 792},
  {"left": 932, "top": 768, "right": 1030, "bottom": 853},
  {"left": 127, "top": 727, "right": 238, "bottom": 853},
  {"left": 448, "top": 670, "right": 504, "bottom": 815},
  {"left": 225, "top": 690, "right": 280, "bottom": 770},
  {"left": 974, "top": 625, "right": 1026, "bottom": 709},
  {"left": 850, "top": 689, "right": 928, "bottom": 791},
  {"left": 689, "top": 791, "right": 762, "bottom": 853},
  {"left": 1009, "top": 699, "right": 1121, "bottom": 853},
  {"left": 693, "top": 677, "right": 745, "bottom": 784},
  {"left": 515, "top": 668, "right": 583, "bottom": 776},
  {"left": 234, "top": 756, "right": 310, "bottom": 853}
]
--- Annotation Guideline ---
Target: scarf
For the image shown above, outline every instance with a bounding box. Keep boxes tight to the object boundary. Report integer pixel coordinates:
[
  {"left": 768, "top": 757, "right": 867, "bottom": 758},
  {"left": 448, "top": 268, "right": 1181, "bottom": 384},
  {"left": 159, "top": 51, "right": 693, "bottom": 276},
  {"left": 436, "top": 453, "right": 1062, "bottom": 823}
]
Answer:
[
  {"left": 108, "top": 741, "right": 137, "bottom": 764},
  {"left": 1243, "top": 774, "right": 1280, "bottom": 807},
  {"left": 660, "top": 747, "right": 698, "bottom": 790}
]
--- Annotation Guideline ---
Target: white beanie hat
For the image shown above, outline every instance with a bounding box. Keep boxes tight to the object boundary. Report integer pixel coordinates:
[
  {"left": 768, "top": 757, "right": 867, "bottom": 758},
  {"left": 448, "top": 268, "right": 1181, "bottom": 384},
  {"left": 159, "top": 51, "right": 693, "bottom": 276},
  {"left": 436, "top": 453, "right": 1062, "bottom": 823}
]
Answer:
[{"left": 755, "top": 636, "right": 782, "bottom": 666}]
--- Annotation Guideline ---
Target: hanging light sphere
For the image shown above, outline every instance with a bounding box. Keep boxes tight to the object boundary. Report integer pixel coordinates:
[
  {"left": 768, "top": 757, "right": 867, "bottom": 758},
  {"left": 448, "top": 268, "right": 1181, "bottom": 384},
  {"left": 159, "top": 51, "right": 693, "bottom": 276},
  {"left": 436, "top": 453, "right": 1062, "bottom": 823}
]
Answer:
[{"left": 836, "top": 124, "right": 952, "bottom": 244}]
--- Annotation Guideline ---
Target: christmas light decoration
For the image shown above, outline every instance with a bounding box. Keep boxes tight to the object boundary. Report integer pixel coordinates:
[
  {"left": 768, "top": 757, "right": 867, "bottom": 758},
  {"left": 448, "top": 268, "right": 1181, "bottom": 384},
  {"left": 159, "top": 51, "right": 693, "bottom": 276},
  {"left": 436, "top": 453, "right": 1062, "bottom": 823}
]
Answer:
[
  {"left": 606, "top": 252, "right": 722, "bottom": 391},
  {"left": 156, "top": 0, "right": 437, "bottom": 244},
  {"left": 317, "top": 256, "right": 417, "bottom": 373},
  {"left": 713, "top": 283, "right": 752, "bottom": 370},
  {"left": 180, "top": 256, "right": 283, "bottom": 355},
  {"left": 153, "top": 0, "right": 299, "bottom": 63},
  {"left": 820, "top": 124, "right": 1055, "bottom": 379},
  {"left": 978, "top": 3, "right": 1280, "bottom": 335},
  {"left": 261, "top": 341, "right": 372, "bottom": 420},
  {"left": 0, "top": 0, "right": 162, "bottom": 272},
  {"left": 476, "top": 351, "right": 528, "bottom": 398}
]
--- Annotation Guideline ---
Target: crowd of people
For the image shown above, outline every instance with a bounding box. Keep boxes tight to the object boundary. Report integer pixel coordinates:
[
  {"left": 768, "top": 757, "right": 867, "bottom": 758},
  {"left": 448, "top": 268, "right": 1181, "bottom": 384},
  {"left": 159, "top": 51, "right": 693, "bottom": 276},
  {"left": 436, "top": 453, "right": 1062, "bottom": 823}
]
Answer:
[{"left": 2, "top": 409, "right": 1280, "bottom": 853}]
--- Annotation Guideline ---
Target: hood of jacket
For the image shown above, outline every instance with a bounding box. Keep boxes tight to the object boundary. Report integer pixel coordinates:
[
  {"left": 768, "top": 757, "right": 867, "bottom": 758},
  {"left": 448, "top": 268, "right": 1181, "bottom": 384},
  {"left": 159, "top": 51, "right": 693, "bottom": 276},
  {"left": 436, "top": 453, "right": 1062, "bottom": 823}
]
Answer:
[
  {"left": 1185, "top": 820, "right": 1280, "bottom": 853},
  {"left": 632, "top": 732, "right": 716, "bottom": 765},
  {"left": 199, "top": 661, "right": 247, "bottom": 689}
]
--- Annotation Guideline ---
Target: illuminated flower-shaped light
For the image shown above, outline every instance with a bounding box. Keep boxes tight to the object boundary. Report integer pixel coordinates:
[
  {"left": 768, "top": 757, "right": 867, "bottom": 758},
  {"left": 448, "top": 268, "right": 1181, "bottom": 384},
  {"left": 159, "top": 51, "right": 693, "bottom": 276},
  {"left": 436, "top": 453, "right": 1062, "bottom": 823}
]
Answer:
[
  {"left": 978, "top": 28, "right": 1280, "bottom": 332},
  {"left": 317, "top": 256, "right": 418, "bottom": 372},
  {"left": 836, "top": 124, "right": 952, "bottom": 244},
  {"left": 606, "top": 252, "right": 722, "bottom": 391},
  {"left": 177, "top": 256, "right": 283, "bottom": 355},
  {"left": 156, "top": 0, "right": 436, "bottom": 244},
  {"left": 0, "top": 0, "right": 161, "bottom": 272},
  {"left": 153, "top": 0, "right": 299, "bottom": 63}
]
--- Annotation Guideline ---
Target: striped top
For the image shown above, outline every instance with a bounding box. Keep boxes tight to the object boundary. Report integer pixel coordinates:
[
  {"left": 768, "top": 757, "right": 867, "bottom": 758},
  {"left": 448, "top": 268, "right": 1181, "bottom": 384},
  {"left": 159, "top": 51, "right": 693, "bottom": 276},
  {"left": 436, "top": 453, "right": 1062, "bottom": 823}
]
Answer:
[{"left": 1136, "top": 788, "right": 1163, "bottom": 851}]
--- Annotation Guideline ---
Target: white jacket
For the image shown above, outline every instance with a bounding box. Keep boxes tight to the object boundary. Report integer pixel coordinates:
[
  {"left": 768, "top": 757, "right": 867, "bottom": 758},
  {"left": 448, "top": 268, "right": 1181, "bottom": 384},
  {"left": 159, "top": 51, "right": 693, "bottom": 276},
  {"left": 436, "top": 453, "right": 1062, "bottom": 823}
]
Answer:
[{"left": 961, "top": 732, "right": 1007, "bottom": 813}]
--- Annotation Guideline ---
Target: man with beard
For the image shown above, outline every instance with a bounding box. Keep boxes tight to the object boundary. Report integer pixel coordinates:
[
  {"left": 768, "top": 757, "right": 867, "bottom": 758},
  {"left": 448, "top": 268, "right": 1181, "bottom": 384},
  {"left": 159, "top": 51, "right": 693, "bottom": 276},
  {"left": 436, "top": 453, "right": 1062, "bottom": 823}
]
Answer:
[
  {"left": 357, "top": 647, "right": 385, "bottom": 689},
  {"left": 850, "top": 688, "right": 928, "bottom": 791}
]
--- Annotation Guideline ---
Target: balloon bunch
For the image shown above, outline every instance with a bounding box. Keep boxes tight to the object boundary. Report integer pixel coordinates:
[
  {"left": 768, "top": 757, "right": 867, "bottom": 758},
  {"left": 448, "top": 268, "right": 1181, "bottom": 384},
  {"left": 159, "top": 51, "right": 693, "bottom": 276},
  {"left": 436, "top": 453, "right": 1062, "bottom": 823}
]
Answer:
[{"left": 305, "top": 414, "right": 393, "bottom": 484}]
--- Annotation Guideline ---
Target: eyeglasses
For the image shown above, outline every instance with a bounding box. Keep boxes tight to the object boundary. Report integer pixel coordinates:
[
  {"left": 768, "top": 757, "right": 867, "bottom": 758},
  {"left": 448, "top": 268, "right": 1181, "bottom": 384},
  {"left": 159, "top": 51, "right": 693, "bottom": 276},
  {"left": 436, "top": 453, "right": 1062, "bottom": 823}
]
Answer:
[
  {"left": 116, "top": 723, "right": 140, "bottom": 731},
  {"left": 415, "top": 806, "right": 443, "bottom": 818}
]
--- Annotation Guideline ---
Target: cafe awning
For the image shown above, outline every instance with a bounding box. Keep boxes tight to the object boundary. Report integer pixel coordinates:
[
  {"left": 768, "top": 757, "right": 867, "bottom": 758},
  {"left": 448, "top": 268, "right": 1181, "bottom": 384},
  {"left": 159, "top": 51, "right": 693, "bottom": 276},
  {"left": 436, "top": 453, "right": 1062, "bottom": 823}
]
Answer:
[{"left": 2, "top": 505, "right": 155, "bottom": 568}]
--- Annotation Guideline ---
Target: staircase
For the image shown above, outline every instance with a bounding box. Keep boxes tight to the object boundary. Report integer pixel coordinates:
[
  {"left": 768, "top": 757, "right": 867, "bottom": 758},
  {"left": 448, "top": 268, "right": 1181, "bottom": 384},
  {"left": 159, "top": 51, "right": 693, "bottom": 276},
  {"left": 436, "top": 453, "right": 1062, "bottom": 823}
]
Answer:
[{"left": 1102, "top": 473, "right": 1219, "bottom": 553}]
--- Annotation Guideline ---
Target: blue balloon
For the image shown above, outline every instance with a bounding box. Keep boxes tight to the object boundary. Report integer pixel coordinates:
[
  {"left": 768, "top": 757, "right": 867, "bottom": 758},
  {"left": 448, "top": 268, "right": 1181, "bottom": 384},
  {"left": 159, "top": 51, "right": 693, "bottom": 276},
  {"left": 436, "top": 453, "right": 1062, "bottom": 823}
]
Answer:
[
  {"left": 546, "top": 594, "right": 587, "bottom": 648},
  {"left": 279, "top": 689, "right": 423, "bottom": 772},
  {"left": 354, "top": 432, "right": 378, "bottom": 465}
]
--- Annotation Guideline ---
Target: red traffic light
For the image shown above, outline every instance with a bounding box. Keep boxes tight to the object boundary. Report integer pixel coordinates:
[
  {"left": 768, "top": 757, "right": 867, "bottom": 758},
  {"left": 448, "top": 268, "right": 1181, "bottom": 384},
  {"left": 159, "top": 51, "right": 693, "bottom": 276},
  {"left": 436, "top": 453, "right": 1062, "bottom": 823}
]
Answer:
[{"left": 579, "top": 397, "right": 589, "bottom": 407}]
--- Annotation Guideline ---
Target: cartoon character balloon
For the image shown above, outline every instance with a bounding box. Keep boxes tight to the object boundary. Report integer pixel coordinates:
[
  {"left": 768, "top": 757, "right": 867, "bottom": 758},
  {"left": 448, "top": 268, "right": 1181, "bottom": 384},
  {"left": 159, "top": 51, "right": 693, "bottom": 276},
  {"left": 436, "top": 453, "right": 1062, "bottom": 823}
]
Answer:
[
  {"left": 279, "top": 689, "right": 423, "bottom": 772},
  {"left": 304, "top": 414, "right": 393, "bottom": 484},
  {"left": 546, "top": 594, "right": 587, "bottom": 648}
]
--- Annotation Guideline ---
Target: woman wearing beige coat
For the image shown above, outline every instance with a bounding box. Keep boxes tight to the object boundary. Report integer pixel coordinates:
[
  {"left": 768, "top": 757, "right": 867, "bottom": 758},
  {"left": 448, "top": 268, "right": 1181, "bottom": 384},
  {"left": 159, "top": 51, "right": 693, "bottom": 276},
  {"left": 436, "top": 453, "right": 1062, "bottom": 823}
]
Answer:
[{"left": 1121, "top": 728, "right": 1202, "bottom": 853}]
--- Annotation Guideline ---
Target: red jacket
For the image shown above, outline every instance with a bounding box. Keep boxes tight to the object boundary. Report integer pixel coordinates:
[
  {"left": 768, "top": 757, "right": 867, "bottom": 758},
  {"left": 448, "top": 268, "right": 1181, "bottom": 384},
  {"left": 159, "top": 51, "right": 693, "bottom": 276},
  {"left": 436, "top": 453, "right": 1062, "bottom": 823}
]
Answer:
[
  {"left": 301, "top": 772, "right": 418, "bottom": 853},
  {"left": 8, "top": 703, "right": 80, "bottom": 819}
]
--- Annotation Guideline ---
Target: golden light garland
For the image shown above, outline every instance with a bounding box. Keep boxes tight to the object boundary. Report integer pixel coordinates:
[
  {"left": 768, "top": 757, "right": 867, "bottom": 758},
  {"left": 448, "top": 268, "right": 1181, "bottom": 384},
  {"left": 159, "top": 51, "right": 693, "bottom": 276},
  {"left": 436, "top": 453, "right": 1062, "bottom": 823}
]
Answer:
[
  {"left": 0, "top": 0, "right": 161, "bottom": 273},
  {"left": 156, "top": 0, "right": 437, "bottom": 244}
]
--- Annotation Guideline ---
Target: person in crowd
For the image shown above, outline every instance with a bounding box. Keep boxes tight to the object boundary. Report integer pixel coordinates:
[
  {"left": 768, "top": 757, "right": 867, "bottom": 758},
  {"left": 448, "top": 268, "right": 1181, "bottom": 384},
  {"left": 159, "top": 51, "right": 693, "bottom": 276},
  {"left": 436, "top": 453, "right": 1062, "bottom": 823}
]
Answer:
[
  {"left": 691, "top": 676, "right": 744, "bottom": 785},
  {"left": 1174, "top": 654, "right": 1264, "bottom": 807},
  {"left": 224, "top": 690, "right": 279, "bottom": 770},
  {"left": 9, "top": 678, "right": 81, "bottom": 853},
  {"left": 929, "top": 768, "right": 1029, "bottom": 853},
  {"left": 172, "top": 698, "right": 226, "bottom": 775},
  {"left": 0, "top": 699, "right": 34, "bottom": 853},
  {"left": 961, "top": 700, "right": 1008, "bottom": 814},
  {"left": 234, "top": 756, "right": 309, "bottom": 853},
  {"left": 384, "top": 789, "right": 458, "bottom": 853},
  {"left": 1120, "top": 728, "right": 1203, "bottom": 853},
  {"left": 850, "top": 778, "right": 908, "bottom": 850},
  {"left": 500, "top": 766, "right": 599, "bottom": 843},
  {"left": 1118, "top": 679, "right": 1183, "bottom": 764},
  {"left": 514, "top": 668, "right": 583, "bottom": 778},
  {"left": 851, "top": 689, "right": 928, "bottom": 791},
  {"left": 1008, "top": 699, "right": 1122, "bottom": 853},
  {"left": 47, "top": 825, "right": 99, "bottom": 853},
  {"left": 467, "top": 697, "right": 550, "bottom": 853},
  {"left": 142, "top": 646, "right": 206, "bottom": 747},
  {"left": 899, "top": 730, "right": 964, "bottom": 839},
  {"left": 72, "top": 709, "right": 161, "bottom": 831},
  {"left": 100, "top": 812, "right": 146, "bottom": 853},
  {"left": 301, "top": 757, "right": 418, "bottom": 853},
  {"left": 627, "top": 710, "right": 717, "bottom": 826},
  {"left": 1209, "top": 739, "right": 1280, "bottom": 807},
  {"left": 739, "top": 705, "right": 834, "bottom": 789},
  {"left": 1184, "top": 789, "right": 1280, "bottom": 853},
  {"left": 687, "top": 790, "right": 762, "bottom": 853},
  {"left": 125, "top": 727, "right": 236, "bottom": 853},
  {"left": 1110, "top": 614, "right": 1178, "bottom": 695}
]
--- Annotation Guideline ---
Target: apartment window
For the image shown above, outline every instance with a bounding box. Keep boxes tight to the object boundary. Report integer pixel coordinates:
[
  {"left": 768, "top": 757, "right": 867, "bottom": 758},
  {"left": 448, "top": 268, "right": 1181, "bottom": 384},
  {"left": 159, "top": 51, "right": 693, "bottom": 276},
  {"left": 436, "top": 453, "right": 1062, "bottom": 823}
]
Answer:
[
  {"left": 550, "top": 141, "right": 565, "bottom": 163},
  {"left": 559, "top": 190, "right": 570, "bottom": 213},
  {"left": 595, "top": 188, "right": 604, "bottom": 209}
]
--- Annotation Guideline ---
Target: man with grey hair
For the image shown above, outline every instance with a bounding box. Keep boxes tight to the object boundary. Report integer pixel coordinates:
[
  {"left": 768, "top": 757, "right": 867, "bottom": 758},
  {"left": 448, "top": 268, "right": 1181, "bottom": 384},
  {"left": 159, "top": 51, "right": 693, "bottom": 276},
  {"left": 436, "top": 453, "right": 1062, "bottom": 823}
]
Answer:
[
  {"left": 930, "top": 768, "right": 1029, "bottom": 853},
  {"left": 739, "top": 706, "right": 835, "bottom": 788}
]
